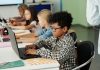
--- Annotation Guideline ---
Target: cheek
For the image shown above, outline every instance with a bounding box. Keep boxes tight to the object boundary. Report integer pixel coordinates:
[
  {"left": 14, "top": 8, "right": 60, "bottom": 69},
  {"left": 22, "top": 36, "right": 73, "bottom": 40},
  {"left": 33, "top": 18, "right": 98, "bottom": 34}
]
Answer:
[
  {"left": 19, "top": 12, "right": 23, "bottom": 16},
  {"left": 39, "top": 21, "right": 44, "bottom": 27},
  {"left": 53, "top": 31, "right": 62, "bottom": 37},
  {"left": 25, "top": 15, "right": 31, "bottom": 20}
]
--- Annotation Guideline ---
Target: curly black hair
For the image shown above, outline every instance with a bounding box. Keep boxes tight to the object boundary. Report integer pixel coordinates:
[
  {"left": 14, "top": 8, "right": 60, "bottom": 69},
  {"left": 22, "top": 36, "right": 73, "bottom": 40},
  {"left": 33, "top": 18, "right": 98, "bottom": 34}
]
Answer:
[{"left": 49, "top": 11, "right": 73, "bottom": 30}]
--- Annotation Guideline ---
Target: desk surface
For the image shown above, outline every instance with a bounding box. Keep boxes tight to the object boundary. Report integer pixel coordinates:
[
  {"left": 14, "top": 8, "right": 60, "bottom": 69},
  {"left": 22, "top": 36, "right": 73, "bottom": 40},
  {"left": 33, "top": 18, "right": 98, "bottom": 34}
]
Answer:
[
  {"left": 12, "top": 30, "right": 30, "bottom": 36},
  {"left": 0, "top": 43, "right": 59, "bottom": 70}
]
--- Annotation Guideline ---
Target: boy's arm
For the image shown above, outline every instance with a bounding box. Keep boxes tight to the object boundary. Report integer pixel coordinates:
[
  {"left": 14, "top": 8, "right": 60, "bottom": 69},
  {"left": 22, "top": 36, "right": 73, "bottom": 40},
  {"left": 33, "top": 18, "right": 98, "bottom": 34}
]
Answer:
[
  {"left": 33, "top": 37, "right": 52, "bottom": 49},
  {"left": 35, "top": 37, "right": 76, "bottom": 64}
]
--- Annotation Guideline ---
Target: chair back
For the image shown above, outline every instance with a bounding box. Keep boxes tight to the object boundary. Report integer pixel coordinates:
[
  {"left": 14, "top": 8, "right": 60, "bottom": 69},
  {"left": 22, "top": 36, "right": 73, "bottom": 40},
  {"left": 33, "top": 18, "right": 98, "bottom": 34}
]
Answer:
[
  {"left": 76, "top": 41, "right": 94, "bottom": 70},
  {"left": 70, "top": 32, "right": 77, "bottom": 47},
  {"left": 70, "top": 32, "right": 77, "bottom": 42}
]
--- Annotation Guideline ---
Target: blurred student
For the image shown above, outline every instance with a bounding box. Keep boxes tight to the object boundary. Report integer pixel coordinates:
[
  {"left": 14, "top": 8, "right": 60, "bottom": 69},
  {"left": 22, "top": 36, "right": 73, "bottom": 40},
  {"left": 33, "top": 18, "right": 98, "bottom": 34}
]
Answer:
[
  {"left": 10, "top": 7, "right": 38, "bottom": 30},
  {"left": 17, "top": 9, "right": 53, "bottom": 42},
  {"left": 18, "top": 4, "right": 28, "bottom": 18},
  {"left": 9, "top": 4, "right": 28, "bottom": 26},
  {"left": 25, "top": 11, "right": 77, "bottom": 70}
]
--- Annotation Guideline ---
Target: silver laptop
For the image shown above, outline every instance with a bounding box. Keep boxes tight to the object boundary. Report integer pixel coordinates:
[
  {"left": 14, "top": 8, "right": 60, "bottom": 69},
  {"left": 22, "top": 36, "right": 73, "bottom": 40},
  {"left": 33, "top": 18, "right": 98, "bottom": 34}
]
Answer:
[{"left": 7, "top": 27, "right": 40, "bottom": 59}]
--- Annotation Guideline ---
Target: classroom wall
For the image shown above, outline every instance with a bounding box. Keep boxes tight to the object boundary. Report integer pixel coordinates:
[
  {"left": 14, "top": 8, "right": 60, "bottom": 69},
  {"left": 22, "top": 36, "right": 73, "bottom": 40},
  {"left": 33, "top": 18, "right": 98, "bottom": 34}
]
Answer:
[
  {"left": 47, "top": 0, "right": 61, "bottom": 12},
  {"left": 62, "top": 0, "right": 89, "bottom": 27},
  {"left": 25, "top": 0, "right": 61, "bottom": 12},
  {"left": 0, "top": 0, "right": 61, "bottom": 19},
  {"left": 0, "top": 5, "right": 19, "bottom": 19}
]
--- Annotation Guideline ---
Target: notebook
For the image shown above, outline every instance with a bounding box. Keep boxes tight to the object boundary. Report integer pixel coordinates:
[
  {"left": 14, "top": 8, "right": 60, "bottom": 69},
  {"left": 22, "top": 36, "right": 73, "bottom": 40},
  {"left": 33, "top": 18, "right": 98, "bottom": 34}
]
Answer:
[{"left": 0, "top": 60, "right": 24, "bottom": 69}]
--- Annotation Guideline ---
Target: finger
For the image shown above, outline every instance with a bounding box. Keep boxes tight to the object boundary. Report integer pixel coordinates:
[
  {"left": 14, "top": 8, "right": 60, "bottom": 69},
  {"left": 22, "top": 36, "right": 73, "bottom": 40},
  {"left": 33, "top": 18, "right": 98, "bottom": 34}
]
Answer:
[{"left": 25, "top": 49, "right": 30, "bottom": 55}]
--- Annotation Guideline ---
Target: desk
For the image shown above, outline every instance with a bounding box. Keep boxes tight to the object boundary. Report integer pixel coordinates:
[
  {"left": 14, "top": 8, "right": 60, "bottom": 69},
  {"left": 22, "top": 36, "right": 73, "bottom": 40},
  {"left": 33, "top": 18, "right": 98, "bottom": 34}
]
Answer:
[
  {"left": 12, "top": 30, "right": 30, "bottom": 36},
  {"left": 0, "top": 44, "right": 59, "bottom": 70}
]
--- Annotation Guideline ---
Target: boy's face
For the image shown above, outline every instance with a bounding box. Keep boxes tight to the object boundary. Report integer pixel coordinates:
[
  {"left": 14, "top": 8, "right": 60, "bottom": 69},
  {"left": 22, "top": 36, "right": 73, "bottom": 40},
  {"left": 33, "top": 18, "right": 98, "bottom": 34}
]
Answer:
[
  {"left": 51, "top": 23, "right": 68, "bottom": 38},
  {"left": 24, "top": 10, "right": 31, "bottom": 20},
  {"left": 37, "top": 15, "right": 47, "bottom": 28}
]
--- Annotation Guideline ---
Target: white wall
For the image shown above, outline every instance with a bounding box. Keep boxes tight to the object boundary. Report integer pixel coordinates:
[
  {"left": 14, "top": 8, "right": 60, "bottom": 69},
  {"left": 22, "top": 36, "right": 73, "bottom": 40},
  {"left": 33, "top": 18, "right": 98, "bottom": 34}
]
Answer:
[
  {"left": 0, "top": 5, "right": 19, "bottom": 19},
  {"left": 46, "top": 0, "right": 61, "bottom": 12},
  {"left": 0, "top": 0, "right": 61, "bottom": 19}
]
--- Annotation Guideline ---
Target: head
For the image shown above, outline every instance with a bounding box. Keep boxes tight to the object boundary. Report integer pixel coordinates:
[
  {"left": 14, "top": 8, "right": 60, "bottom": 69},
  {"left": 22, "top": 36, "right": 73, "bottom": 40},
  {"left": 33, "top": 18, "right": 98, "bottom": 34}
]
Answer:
[
  {"left": 49, "top": 11, "right": 73, "bottom": 38},
  {"left": 18, "top": 4, "right": 28, "bottom": 17},
  {"left": 24, "top": 7, "right": 37, "bottom": 21},
  {"left": 37, "top": 9, "right": 52, "bottom": 28}
]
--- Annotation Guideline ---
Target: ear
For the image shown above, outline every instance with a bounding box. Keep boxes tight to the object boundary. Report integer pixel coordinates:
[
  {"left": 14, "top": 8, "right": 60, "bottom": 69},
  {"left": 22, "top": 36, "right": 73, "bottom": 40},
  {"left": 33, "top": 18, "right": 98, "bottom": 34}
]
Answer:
[{"left": 63, "top": 26, "right": 68, "bottom": 32}]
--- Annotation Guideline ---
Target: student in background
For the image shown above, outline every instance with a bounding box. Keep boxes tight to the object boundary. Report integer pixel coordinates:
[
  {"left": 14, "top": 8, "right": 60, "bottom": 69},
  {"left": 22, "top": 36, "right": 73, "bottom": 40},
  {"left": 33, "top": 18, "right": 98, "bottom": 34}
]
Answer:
[
  {"left": 17, "top": 9, "right": 53, "bottom": 42},
  {"left": 9, "top": 4, "right": 28, "bottom": 26},
  {"left": 25, "top": 11, "right": 77, "bottom": 70},
  {"left": 18, "top": 4, "right": 28, "bottom": 18},
  {"left": 10, "top": 7, "right": 38, "bottom": 30}
]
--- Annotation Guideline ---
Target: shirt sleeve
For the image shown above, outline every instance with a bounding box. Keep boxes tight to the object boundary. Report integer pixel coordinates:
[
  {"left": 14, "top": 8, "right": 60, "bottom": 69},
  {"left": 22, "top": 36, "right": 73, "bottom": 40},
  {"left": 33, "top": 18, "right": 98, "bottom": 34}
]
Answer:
[
  {"left": 38, "top": 28, "right": 52, "bottom": 40},
  {"left": 30, "top": 21, "right": 37, "bottom": 25},
  {"left": 35, "top": 36, "right": 76, "bottom": 64},
  {"left": 33, "top": 37, "right": 52, "bottom": 49},
  {"left": 86, "top": 0, "right": 100, "bottom": 26}
]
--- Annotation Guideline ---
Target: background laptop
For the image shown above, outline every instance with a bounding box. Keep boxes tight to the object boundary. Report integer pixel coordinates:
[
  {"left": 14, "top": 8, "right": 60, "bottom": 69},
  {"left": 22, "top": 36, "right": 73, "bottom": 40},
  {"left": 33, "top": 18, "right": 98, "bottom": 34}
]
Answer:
[{"left": 8, "top": 27, "right": 40, "bottom": 59}]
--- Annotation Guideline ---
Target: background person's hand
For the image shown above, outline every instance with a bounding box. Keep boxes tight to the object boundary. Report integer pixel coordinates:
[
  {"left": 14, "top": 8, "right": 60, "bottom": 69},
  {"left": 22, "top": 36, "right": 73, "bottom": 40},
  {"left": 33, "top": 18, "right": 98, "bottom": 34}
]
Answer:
[{"left": 9, "top": 18, "right": 17, "bottom": 26}]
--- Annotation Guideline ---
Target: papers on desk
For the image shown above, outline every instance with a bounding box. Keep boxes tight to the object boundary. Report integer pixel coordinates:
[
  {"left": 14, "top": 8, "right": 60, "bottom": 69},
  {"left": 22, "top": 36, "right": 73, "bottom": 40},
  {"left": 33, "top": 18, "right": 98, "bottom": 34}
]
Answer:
[
  {"left": 10, "top": 26, "right": 26, "bottom": 30},
  {"left": 24, "top": 58, "right": 59, "bottom": 69},
  {"left": 0, "top": 42, "right": 11, "bottom": 48},
  {"left": 13, "top": 30, "right": 26, "bottom": 34},
  {"left": 18, "top": 43, "right": 32, "bottom": 48},
  {"left": 25, "top": 58, "right": 58, "bottom": 65},
  {"left": 12, "top": 30, "right": 30, "bottom": 36}
]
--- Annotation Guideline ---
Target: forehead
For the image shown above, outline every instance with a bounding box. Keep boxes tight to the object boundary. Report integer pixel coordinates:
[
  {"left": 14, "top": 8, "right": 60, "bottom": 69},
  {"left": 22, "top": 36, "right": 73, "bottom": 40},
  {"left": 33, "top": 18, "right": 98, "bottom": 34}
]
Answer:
[
  {"left": 37, "top": 15, "right": 46, "bottom": 21},
  {"left": 37, "top": 14, "right": 46, "bottom": 19},
  {"left": 25, "top": 10, "right": 30, "bottom": 14},
  {"left": 51, "top": 23, "right": 59, "bottom": 27}
]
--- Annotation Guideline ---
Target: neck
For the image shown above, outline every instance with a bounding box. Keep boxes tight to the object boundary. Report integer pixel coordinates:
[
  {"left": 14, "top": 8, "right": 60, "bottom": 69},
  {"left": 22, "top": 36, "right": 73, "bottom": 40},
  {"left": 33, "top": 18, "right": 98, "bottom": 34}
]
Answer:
[
  {"left": 45, "top": 23, "right": 49, "bottom": 29},
  {"left": 58, "top": 32, "right": 67, "bottom": 39}
]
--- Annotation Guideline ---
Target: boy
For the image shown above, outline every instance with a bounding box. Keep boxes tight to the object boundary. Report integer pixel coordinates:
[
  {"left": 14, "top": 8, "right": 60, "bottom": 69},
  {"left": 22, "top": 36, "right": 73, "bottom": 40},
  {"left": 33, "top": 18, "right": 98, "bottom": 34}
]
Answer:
[{"left": 25, "top": 11, "right": 77, "bottom": 70}]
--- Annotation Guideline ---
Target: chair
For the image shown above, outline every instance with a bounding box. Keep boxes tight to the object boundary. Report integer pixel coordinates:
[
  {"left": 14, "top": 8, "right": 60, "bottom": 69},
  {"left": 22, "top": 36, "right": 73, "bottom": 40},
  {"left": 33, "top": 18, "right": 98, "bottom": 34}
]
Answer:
[
  {"left": 70, "top": 32, "right": 77, "bottom": 42},
  {"left": 72, "top": 41, "right": 95, "bottom": 70},
  {"left": 69, "top": 32, "right": 77, "bottom": 47}
]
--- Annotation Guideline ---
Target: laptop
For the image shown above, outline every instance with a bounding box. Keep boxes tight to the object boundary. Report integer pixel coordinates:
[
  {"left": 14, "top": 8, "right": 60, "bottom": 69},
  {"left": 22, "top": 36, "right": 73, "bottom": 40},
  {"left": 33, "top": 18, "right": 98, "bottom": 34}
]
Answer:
[{"left": 7, "top": 27, "right": 40, "bottom": 59}]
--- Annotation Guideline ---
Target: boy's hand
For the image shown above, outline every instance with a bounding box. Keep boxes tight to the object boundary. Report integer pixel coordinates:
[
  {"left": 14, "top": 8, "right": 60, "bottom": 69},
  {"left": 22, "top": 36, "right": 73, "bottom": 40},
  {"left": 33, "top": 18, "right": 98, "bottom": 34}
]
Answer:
[
  {"left": 25, "top": 48, "right": 36, "bottom": 55},
  {"left": 25, "top": 44, "right": 37, "bottom": 50}
]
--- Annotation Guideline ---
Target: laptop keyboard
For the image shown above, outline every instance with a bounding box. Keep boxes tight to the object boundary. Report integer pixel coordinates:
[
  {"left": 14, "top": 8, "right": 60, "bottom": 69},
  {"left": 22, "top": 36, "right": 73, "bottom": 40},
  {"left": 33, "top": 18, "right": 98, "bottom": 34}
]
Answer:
[{"left": 19, "top": 48, "right": 40, "bottom": 59}]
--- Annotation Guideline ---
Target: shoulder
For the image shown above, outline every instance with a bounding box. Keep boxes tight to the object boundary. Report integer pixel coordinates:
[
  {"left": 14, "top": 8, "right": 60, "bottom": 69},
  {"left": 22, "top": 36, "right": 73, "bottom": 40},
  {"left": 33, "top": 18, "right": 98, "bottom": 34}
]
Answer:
[
  {"left": 46, "top": 28, "right": 52, "bottom": 33},
  {"left": 45, "top": 36, "right": 56, "bottom": 41},
  {"left": 30, "top": 20, "right": 37, "bottom": 25},
  {"left": 64, "top": 33, "right": 75, "bottom": 43}
]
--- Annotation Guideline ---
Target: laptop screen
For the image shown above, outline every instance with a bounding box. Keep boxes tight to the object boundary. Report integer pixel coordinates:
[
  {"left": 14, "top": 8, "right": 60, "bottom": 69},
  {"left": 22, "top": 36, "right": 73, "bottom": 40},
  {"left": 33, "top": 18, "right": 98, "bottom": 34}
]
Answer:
[{"left": 7, "top": 27, "right": 20, "bottom": 56}]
